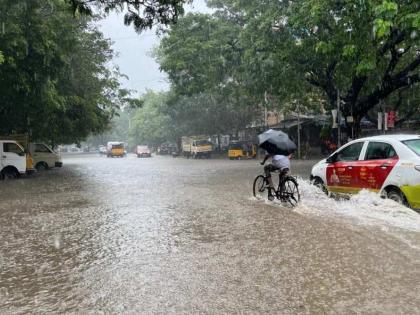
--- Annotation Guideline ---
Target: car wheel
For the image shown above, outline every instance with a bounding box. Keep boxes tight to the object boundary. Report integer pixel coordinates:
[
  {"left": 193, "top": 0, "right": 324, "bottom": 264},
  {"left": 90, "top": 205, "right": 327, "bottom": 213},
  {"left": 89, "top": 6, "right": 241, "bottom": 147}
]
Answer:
[
  {"left": 387, "top": 188, "right": 407, "bottom": 206},
  {"left": 312, "top": 177, "right": 328, "bottom": 195},
  {"left": 2, "top": 168, "right": 18, "bottom": 180},
  {"left": 36, "top": 162, "right": 48, "bottom": 171}
]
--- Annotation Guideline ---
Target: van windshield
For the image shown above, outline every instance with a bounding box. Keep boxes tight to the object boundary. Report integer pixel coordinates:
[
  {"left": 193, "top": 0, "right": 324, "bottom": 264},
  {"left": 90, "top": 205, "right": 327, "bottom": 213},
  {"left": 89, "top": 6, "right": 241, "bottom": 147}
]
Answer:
[
  {"left": 402, "top": 139, "right": 420, "bottom": 156},
  {"left": 112, "top": 144, "right": 124, "bottom": 149},
  {"left": 195, "top": 140, "right": 212, "bottom": 146}
]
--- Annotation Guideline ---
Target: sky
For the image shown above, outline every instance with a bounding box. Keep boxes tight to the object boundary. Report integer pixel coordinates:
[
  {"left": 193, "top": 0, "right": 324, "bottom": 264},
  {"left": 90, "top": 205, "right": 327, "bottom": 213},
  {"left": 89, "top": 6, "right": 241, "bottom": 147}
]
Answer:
[{"left": 98, "top": 0, "right": 211, "bottom": 97}]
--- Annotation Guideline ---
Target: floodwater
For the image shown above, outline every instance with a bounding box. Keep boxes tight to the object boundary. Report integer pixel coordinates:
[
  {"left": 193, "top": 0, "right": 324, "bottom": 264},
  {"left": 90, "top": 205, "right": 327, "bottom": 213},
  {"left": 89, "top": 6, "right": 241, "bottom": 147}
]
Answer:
[{"left": 0, "top": 154, "right": 419, "bottom": 314}]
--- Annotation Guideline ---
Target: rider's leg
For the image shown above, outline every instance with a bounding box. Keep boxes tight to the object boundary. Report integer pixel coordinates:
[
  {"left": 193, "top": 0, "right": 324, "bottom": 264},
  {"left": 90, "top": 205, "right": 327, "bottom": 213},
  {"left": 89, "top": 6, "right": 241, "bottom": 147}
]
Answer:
[{"left": 264, "top": 164, "right": 276, "bottom": 191}]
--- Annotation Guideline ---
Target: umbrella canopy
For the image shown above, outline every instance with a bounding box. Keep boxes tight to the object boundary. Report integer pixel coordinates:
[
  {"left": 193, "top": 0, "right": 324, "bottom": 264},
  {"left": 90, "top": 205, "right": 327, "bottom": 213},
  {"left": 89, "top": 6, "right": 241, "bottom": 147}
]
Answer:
[{"left": 258, "top": 129, "right": 297, "bottom": 155}]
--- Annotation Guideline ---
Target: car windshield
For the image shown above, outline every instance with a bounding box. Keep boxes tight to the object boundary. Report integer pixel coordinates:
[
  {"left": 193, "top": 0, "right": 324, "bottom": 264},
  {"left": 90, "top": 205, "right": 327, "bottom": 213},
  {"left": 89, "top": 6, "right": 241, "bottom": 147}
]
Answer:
[
  {"left": 195, "top": 140, "right": 212, "bottom": 146},
  {"left": 402, "top": 139, "right": 420, "bottom": 156}
]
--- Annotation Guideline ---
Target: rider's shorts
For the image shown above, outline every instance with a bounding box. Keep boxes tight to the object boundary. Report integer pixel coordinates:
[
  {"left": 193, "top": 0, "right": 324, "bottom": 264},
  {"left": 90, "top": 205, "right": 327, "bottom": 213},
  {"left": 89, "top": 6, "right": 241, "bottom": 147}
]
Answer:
[{"left": 264, "top": 164, "right": 279, "bottom": 177}]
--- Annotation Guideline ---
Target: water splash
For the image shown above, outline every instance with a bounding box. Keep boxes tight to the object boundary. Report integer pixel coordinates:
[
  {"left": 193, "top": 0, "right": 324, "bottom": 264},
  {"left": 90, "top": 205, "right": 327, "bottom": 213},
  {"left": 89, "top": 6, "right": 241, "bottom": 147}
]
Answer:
[{"left": 295, "top": 179, "right": 420, "bottom": 232}]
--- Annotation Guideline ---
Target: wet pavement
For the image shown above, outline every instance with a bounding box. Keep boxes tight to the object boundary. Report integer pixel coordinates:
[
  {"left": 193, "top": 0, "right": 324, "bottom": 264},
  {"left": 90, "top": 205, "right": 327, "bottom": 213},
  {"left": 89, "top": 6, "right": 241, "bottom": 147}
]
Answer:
[{"left": 0, "top": 154, "right": 419, "bottom": 314}]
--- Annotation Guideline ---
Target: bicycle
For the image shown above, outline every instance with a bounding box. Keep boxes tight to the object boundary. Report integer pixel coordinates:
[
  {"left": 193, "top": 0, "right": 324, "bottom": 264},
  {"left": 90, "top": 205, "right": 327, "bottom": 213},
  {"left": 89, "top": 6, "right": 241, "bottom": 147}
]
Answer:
[{"left": 253, "top": 168, "right": 300, "bottom": 207}]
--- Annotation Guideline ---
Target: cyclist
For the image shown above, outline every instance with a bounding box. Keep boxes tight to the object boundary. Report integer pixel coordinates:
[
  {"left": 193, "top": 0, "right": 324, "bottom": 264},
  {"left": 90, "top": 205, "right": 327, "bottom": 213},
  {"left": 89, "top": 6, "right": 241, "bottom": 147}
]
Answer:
[{"left": 260, "top": 153, "right": 291, "bottom": 198}]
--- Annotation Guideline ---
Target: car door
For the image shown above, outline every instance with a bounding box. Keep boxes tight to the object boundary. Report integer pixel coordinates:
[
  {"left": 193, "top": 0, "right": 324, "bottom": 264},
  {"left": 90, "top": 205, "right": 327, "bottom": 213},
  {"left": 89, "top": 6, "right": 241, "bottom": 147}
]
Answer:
[
  {"left": 326, "top": 141, "right": 365, "bottom": 193},
  {"left": 357, "top": 141, "right": 399, "bottom": 191},
  {"left": 33, "top": 143, "right": 54, "bottom": 167},
  {"left": 2, "top": 142, "right": 26, "bottom": 172}
]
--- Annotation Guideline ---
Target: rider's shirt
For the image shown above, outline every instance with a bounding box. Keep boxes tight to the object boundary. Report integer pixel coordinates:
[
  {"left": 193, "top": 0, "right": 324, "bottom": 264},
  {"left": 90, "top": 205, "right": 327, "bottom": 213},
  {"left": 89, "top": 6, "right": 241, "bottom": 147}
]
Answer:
[{"left": 272, "top": 155, "right": 290, "bottom": 170}]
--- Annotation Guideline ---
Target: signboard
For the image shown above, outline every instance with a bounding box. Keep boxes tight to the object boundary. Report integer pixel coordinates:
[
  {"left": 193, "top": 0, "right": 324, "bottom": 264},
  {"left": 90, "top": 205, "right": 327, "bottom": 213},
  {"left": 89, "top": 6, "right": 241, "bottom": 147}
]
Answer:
[
  {"left": 387, "top": 111, "right": 396, "bottom": 128},
  {"left": 331, "top": 110, "right": 338, "bottom": 128},
  {"left": 377, "top": 112, "right": 383, "bottom": 130}
]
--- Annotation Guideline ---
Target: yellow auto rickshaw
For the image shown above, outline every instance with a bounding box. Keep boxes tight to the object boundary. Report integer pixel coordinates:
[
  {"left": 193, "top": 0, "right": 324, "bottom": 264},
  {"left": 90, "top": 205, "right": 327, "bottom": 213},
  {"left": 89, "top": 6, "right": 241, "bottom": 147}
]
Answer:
[{"left": 228, "top": 141, "right": 257, "bottom": 160}]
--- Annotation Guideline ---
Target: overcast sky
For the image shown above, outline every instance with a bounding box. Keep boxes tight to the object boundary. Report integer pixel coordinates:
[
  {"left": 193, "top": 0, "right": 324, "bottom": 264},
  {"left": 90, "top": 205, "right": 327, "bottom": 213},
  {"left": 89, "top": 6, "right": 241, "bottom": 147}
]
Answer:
[{"left": 97, "top": 0, "right": 211, "bottom": 97}]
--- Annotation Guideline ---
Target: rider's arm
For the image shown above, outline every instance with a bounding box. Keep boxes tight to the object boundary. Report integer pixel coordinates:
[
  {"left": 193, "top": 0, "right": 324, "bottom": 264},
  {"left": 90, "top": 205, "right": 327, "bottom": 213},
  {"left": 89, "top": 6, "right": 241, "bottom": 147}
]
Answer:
[{"left": 260, "top": 154, "right": 269, "bottom": 165}]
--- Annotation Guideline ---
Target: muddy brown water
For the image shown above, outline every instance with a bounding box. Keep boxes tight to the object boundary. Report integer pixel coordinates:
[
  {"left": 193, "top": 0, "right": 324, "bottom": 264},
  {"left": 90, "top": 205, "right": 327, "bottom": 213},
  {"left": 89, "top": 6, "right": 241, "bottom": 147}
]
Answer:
[{"left": 0, "top": 154, "right": 419, "bottom": 314}]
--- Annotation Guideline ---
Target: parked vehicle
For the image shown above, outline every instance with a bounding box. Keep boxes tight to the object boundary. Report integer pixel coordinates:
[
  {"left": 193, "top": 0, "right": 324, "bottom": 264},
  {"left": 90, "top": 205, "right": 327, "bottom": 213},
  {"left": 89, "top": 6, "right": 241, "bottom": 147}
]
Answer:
[
  {"left": 310, "top": 135, "right": 420, "bottom": 210},
  {"left": 181, "top": 136, "right": 213, "bottom": 159},
  {"left": 29, "top": 143, "right": 63, "bottom": 170},
  {"left": 228, "top": 141, "right": 257, "bottom": 160},
  {"left": 107, "top": 141, "right": 125, "bottom": 158},
  {"left": 0, "top": 134, "right": 36, "bottom": 174},
  {"left": 136, "top": 145, "right": 151, "bottom": 158},
  {"left": 98, "top": 145, "right": 107, "bottom": 155},
  {"left": 158, "top": 142, "right": 177, "bottom": 155},
  {"left": 0, "top": 140, "right": 27, "bottom": 179}
]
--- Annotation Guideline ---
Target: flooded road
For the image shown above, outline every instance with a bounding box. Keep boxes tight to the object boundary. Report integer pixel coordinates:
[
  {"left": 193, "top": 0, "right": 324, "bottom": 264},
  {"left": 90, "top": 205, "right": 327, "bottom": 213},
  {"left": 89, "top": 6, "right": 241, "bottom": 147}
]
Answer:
[{"left": 1, "top": 154, "right": 419, "bottom": 314}]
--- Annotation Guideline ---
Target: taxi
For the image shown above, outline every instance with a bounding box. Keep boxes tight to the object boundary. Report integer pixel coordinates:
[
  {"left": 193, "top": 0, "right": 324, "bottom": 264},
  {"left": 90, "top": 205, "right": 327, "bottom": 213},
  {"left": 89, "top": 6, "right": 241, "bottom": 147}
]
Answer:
[{"left": 310, "top": 135, "right": 420, "bottom": 209}]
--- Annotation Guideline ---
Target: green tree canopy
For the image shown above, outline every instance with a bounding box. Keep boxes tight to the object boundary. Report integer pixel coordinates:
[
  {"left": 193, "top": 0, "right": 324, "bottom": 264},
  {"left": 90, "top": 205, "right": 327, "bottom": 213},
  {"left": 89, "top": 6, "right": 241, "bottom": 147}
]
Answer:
[
  {"left": 67, "top": 0, "right": 190, "bottom": 32},
  {"left": 129, "top": 91, "right": 174, "bottom": 146},
  {"left": 0, "top": 0, "right": 131, "bottom": 144},
  {"left": 208, "top": 0, "right": 420, "bottom": 132}
]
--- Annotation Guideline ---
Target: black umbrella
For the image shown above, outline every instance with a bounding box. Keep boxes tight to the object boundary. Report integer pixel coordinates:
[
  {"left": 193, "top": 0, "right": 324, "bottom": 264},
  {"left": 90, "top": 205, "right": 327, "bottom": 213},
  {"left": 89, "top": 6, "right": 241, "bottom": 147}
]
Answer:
[{"left": 258, "top": 129, "right": 297, "bottom": 155}]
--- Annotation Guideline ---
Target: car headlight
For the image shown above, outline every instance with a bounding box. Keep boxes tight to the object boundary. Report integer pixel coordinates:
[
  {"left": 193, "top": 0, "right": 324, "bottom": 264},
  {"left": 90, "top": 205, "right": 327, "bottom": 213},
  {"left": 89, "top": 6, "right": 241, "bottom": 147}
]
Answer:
[{"left": 415, "top": 165, "right": 420, "bottom": 172}]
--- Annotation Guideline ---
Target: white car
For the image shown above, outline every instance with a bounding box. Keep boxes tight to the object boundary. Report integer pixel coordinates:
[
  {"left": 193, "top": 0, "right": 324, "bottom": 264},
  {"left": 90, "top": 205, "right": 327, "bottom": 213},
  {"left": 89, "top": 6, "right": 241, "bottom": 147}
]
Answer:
[
  {"left": 310, "top": 135, "right": 420, "bottom": 209},
  {"left": 136, "top": 145, "right": 152, "bottom": 158},
  {"left": 29, "top": 143, "right": 63, "bottom": 170}
]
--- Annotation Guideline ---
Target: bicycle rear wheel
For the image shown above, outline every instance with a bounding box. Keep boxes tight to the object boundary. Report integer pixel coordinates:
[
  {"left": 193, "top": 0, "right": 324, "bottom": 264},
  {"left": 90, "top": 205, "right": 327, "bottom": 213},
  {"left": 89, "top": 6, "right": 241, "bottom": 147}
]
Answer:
[
  {"left": 279, "top": 176, "right": 300, "bottom": 207},
  {"left": 253, "top": 175, "right": 266, "bottom": 198}
]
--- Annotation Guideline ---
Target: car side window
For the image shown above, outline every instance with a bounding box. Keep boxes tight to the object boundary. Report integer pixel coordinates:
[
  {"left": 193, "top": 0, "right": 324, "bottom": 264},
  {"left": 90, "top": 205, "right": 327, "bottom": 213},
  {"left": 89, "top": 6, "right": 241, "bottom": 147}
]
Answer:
[
  {"left": 35, "top": 144, "right": 51, "bottom": 153},
  {"left": 336, "top": 142, "right": 364, "bottom": 162},
  {"left": 3, "top": 143, "right": 24, "bottom": 155},
  {"left": 365, "top": 142, "right": 397, "bottom": 160}
]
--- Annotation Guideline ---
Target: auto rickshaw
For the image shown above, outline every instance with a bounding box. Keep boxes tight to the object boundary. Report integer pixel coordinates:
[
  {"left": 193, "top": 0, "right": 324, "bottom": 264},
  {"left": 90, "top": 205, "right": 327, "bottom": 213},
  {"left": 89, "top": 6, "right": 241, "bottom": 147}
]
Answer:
[{"left": 228, "top": 141, "right": 257, "bottom": 160}]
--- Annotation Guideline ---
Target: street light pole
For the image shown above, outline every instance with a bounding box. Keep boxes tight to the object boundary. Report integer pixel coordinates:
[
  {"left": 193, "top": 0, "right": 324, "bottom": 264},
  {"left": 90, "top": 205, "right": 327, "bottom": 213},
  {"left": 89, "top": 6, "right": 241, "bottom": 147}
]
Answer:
[
  {"left": 337, "top": 90, "right": 341, "bottom": 147},
  {"left": 297, "top": 102, "right": 301, "bottom": 159}
]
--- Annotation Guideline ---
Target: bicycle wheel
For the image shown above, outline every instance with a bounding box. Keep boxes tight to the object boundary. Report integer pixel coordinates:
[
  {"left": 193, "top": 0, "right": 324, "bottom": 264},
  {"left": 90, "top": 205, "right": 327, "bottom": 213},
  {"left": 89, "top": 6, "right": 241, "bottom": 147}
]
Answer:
[
  {"left": 253, "top": 175, "right": 266, "bottom": 198},
  {"left": 279, "top": 176, "right": 300, "bottom": 207}
]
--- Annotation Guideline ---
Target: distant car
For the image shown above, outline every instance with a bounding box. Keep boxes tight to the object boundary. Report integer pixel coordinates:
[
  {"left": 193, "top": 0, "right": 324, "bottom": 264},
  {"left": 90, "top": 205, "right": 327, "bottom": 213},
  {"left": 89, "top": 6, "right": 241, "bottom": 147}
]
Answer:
[
  {"left": 98, "top": 146, "right": 107, "bottom": 155},
  {"left": 136, "top": 145, "right": 151, "bottom": 158},
  {"left": 310, "top": 134, "right": 420, "bottom": 209},
  {"left": 158, "top": 142, "right": 177, "bottom": 155}
]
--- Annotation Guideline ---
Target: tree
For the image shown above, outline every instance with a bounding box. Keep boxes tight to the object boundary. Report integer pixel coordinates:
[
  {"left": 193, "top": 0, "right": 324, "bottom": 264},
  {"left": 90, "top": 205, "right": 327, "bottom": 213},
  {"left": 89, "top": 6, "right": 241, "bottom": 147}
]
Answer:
[
  {"left": 156, "top": 13, "right": 261, "bottom": 135},
  {"left": 156, "top": 13, "right": 244, "bottom": 95},
  {"left": 129, "top": 91, "right": 174, "bottom": 146},
  {"left": 207, "top": 0, "right": 420, "bottom": 134},
  {"left": 67, "top": 0, "right": 190, "bottom": 32},
  {"left": 164, "top": 91, "right": 257, "bottom": 137},
  {"left": 287, "top": 0, "right": 419, "bottom": 134},
  {"left": 0, "top": 0, "right": 131, "bottom": 144}
]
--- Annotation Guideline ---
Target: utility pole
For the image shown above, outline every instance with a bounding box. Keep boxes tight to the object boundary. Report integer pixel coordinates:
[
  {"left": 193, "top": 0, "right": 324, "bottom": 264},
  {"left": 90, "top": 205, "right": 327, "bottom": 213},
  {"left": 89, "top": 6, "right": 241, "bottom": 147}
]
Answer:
[
  {"left": 297, "top": 102, "right": 301, "bottom": 159},
  {"left": 264, "top": 91, "right": 268, "bottom": 129},
  {"left": 337, "top": 90, "right": 341, "bottom": 147}
]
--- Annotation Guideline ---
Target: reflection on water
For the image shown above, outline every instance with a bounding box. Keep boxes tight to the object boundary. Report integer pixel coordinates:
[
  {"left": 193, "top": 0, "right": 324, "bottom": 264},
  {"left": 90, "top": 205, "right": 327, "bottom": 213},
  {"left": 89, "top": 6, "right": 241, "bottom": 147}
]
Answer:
[{"left": 0, "top": 155, "right": 419, "bottom": 313}]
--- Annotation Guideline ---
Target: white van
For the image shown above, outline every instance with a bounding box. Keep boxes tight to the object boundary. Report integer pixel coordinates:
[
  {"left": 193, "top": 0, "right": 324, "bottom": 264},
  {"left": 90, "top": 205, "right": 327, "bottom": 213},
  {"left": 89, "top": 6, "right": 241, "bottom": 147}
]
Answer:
[
  {"left": 0, "top": 140, "right": 26, "bottom": 179},
  {"left": 29, "top": 143, "right": 63, "bottom": 170}
]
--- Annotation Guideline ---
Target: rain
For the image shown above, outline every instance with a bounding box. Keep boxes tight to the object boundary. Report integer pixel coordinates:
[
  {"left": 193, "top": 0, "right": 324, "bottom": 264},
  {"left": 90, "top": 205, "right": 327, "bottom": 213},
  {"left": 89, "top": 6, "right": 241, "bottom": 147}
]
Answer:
[{"left": 0, "top": 0, "right": 420, "bottom": 314}]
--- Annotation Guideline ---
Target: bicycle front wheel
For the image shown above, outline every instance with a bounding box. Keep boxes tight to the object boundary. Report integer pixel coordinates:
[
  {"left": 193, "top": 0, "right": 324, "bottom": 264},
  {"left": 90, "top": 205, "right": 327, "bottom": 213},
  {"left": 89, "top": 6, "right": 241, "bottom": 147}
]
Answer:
[
  {"left": 253, "top": 175, "right": 266, "bottom": 198},
  {"left": 280, "top": 176, "right": 300, "bottom": 207}
]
